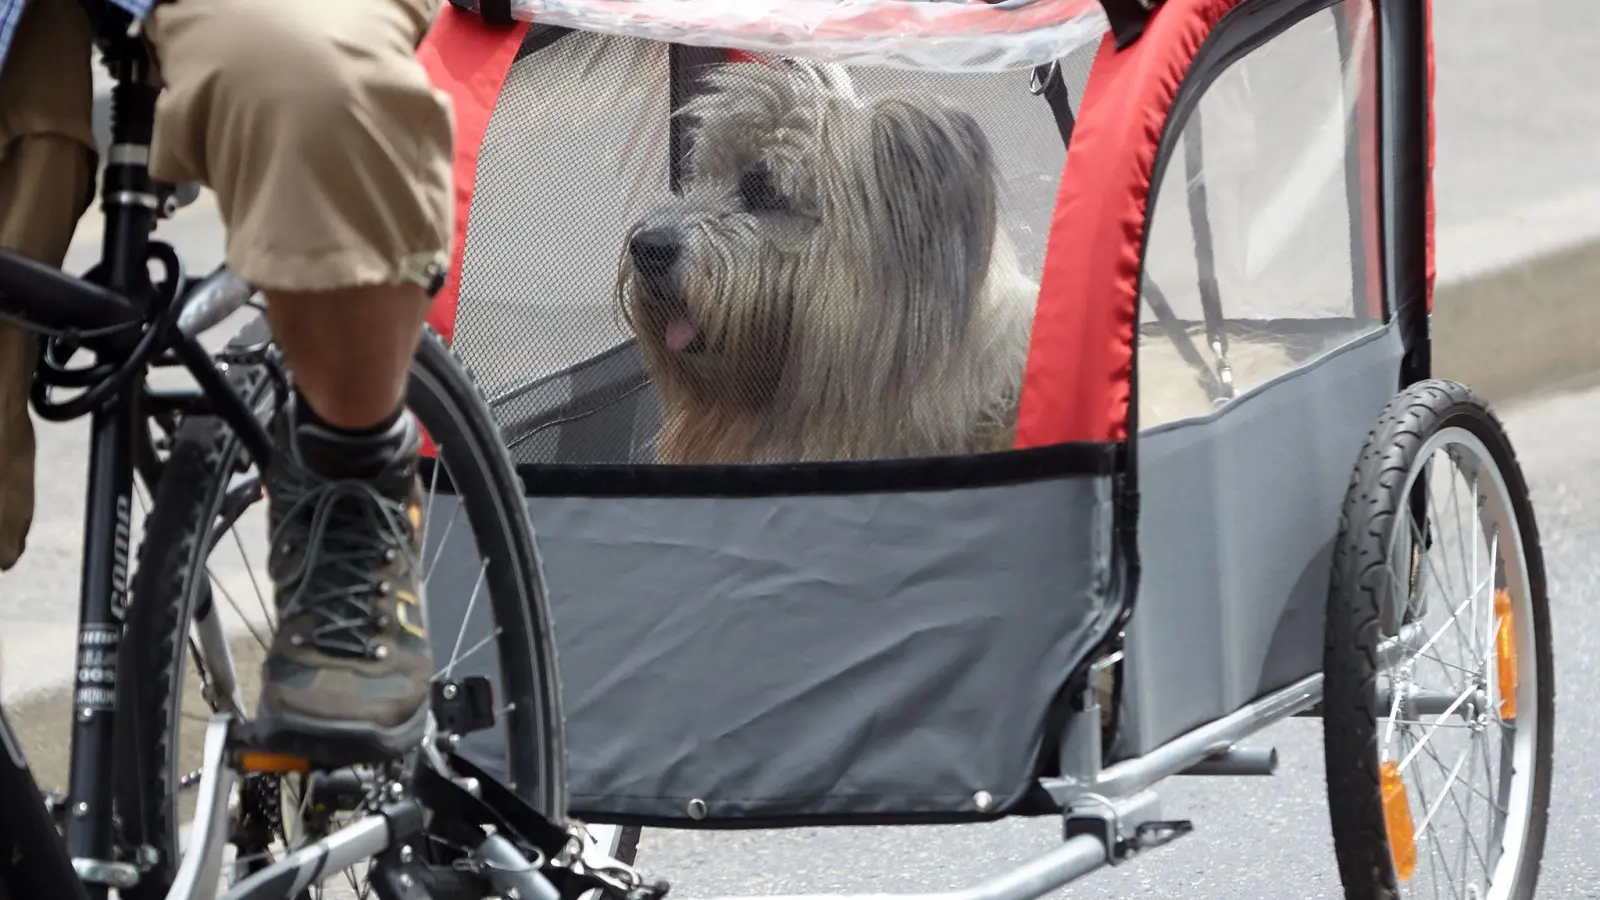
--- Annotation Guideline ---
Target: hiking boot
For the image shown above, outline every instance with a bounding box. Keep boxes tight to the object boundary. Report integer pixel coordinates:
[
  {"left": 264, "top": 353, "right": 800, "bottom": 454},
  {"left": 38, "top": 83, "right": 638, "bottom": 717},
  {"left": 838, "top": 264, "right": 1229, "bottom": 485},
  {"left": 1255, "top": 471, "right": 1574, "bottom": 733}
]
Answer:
[{"left": 256, "top": 397, "right": 432, "bottom": 765}]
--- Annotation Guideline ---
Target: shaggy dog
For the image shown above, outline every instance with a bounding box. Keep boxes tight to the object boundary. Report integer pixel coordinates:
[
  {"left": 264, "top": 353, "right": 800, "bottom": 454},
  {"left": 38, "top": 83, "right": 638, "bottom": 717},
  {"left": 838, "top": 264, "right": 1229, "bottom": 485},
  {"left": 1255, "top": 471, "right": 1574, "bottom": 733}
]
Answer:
[{"left": 618, "top": 60, "right": 1292, "bottom": 463}]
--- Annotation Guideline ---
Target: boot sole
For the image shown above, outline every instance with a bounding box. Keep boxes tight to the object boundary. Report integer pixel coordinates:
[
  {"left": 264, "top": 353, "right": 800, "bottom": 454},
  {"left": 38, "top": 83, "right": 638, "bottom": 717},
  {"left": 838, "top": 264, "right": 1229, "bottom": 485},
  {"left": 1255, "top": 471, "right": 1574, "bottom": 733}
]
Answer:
[{"left": 248, "top": 703, "right": 432, "bottom": 770}]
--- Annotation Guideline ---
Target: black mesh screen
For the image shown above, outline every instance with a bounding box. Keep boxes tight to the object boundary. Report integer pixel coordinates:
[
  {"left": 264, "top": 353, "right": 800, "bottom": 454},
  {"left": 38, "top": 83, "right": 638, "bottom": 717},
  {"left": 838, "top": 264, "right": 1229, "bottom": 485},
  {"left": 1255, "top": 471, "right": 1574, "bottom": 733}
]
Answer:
[{"left": 452, "top": 32, "right": 1094, "bottom": 466}]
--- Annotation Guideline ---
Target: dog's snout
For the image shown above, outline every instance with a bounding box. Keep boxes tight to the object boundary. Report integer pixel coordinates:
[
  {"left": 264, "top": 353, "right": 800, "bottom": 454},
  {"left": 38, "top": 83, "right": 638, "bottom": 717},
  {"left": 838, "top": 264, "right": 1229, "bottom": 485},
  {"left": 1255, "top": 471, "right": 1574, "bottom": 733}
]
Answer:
[{"left": 629, "top": 229, "right": 680, "bottom": 273}]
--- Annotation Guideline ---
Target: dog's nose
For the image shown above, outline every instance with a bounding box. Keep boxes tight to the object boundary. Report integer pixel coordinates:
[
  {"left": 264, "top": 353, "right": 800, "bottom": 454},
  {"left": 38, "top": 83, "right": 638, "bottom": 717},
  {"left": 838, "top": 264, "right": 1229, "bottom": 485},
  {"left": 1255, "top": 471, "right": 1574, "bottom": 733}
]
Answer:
[{"left": 629, "top": 229, "right": 680, "bottom": 273}]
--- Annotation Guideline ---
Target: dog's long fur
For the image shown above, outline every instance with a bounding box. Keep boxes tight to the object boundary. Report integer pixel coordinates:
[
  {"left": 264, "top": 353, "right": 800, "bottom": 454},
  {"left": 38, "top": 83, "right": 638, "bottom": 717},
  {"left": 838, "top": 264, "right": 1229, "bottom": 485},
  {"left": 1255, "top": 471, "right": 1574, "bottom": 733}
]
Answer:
[{"left": 619, "top": 61, "right": 1292, "bottom": 463}]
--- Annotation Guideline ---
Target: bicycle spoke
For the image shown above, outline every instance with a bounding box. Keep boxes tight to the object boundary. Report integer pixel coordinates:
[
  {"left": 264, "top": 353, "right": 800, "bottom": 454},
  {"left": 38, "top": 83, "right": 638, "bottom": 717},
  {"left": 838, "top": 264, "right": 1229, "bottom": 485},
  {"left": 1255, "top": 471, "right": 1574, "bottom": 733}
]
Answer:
[
  {"left": 440, "top": 559, "right": 489, "bottom": 682},
  {"left": 439, "top": 627, "right": 502, "bottom": 679},
  {"left": 229, "top": 525, "right": 276, "bottom": 631},
  {"left": 423, "top": 502, "right": 464, "bottom": 582},
  {"left": 208, "top": 567, "right": 272, "bottom": 651},
  {"left": 420, "top": 450, "right": 443, "bottom": 554}
]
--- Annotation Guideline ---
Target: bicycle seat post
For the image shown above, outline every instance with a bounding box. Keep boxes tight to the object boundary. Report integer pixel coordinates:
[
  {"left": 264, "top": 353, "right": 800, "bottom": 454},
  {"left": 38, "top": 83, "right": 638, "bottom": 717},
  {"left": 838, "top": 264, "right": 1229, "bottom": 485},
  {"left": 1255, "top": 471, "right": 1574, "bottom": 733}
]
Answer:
[{"left": 93, "top": 15, "right": 161, "bottom": 304}]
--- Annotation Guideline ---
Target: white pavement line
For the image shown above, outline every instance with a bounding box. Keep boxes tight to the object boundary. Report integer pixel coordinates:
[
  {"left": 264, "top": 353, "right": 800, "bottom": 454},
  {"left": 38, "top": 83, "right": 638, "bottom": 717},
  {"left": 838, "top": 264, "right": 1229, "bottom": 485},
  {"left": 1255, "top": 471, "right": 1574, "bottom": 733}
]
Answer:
[{"left": 1437, "top": 184, "right": 1600, "bottom": 286}]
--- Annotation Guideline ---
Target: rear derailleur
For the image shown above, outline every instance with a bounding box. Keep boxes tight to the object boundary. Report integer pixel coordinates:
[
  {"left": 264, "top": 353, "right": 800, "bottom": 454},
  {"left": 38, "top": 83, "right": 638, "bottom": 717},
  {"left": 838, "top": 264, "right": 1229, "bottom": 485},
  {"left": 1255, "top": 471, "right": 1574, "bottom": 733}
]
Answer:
[
  {"left": 370, "top": 675, "right": 669, "bottom": 900},
  {"left": 365, "top": 804, "right": 668, "bottom": 900},
  {"left": 559, "top": 823, "right": 670, "bottom": 900}
]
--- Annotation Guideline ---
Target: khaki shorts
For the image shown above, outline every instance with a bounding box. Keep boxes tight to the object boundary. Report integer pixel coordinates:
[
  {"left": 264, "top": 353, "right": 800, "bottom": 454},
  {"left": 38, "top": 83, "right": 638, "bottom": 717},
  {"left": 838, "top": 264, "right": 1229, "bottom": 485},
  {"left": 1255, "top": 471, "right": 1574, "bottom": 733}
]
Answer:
[
  {"left": 0, "top": 0, "right": 454, "bottom": 290},
  {"left": 0, "top": 0, "right": 454, "bottom": 569}
]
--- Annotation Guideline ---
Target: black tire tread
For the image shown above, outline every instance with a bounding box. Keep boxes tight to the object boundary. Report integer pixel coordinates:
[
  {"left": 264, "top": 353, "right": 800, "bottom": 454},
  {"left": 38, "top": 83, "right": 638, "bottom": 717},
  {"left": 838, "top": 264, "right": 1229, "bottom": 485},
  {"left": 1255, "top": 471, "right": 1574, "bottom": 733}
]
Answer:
[{"left": 1323, "top": 378, "right": 1553, "bottom": 900}]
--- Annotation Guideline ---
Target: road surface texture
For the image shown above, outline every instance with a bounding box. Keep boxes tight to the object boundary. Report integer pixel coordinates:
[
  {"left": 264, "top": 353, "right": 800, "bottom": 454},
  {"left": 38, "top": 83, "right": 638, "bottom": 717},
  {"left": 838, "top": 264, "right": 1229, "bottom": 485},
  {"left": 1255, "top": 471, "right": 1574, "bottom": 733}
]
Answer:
[{"left": 1, "top": 1, "right": 1595, "bottom": 896}]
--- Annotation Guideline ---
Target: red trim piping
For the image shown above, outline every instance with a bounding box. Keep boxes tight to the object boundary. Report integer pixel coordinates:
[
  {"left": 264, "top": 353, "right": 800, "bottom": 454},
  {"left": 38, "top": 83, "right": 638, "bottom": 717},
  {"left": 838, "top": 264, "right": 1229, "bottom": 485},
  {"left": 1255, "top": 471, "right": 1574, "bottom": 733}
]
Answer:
[
  {"left": 416, "top": 7, "right": 532, "bottom": 345},
  {"left": 1017, "top": 0, "right": 1247, "bottom": 447}
]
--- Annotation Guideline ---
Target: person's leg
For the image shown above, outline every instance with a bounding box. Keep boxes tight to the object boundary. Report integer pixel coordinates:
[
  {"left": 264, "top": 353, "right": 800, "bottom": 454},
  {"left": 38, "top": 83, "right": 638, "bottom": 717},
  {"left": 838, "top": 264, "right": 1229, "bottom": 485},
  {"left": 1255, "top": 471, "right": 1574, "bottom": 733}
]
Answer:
[
  {"left": 145, "top": 0, "right": 453, "bottom": 761},
  {"left": 147, "top": 0, "right": 449, "bottom": 429},
  {"left": 0, "top": 0, "right": 99, "bottom": 572}
]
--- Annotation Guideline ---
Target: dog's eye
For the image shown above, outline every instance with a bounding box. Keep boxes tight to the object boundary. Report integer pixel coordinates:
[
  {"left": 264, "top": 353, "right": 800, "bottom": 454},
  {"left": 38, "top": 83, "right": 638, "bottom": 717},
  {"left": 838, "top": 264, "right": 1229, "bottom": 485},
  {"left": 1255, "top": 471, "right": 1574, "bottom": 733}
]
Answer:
[{"left": 739, "top": 163, "right": 785, "bottom": 212}]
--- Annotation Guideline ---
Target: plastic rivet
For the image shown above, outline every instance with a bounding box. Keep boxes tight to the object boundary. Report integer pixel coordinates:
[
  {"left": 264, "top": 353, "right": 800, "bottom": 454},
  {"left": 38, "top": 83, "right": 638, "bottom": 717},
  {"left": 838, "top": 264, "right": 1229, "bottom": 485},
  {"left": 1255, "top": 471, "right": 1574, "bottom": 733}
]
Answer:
[
  {"left": 686, "top": 798, "right": 708, "bottom": 820},
  {"left": 974, "top": 791, "right": 993, "bottom": 812}
]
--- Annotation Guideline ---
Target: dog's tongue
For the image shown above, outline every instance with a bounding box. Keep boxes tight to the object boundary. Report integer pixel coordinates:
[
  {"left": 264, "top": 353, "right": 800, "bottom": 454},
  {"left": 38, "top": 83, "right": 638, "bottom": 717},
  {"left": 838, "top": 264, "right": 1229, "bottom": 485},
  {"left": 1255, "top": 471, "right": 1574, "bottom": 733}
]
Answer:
[{"left": 665, "top": 318, "right": 698, "bottom": 352}]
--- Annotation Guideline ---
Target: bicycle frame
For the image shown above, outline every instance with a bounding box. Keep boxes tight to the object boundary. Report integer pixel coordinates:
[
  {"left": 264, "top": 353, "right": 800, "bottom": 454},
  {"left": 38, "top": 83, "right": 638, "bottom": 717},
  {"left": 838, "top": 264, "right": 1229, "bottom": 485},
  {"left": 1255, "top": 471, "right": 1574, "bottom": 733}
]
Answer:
[{"left": 0, "top": 9, "right": 266, "bottom": 899}]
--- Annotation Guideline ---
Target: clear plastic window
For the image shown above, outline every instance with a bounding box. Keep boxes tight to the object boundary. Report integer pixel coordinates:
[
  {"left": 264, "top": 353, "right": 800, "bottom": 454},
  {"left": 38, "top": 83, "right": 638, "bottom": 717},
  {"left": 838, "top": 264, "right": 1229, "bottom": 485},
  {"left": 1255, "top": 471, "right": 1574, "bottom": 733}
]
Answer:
[{"left": 1138, "top": 0, "right": 1382, "bottom": 430}]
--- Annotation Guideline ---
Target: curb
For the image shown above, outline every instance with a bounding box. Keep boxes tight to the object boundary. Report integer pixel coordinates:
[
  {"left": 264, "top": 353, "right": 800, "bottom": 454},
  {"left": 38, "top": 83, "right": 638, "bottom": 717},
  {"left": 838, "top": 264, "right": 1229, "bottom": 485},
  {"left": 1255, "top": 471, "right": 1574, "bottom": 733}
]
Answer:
[{"left": 1433, "top": 238, "right": 1600, "bottom": 407}]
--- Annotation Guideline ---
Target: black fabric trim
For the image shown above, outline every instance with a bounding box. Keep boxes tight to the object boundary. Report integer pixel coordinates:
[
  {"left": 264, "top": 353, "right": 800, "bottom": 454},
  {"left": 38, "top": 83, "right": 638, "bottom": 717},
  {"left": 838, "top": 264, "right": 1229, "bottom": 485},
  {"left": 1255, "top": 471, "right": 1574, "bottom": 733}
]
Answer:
[
  {"left": 1034, "top": 62, "right": 1077, "bottom": 147},
  {"left": 1100, "top": 0, "right": 1162, "bottom": 49},
  {"left": 1384, "top": 0, "right": 1431, "bottom": 385},
  {"left": 515, "top": 24, "right": 573, "bottom": 61},
  {"left": 566, "top": 806, "right": 1019, "bottom": 831},
  {"left": 478, "top": 0, "right": 514, "bottom": 26},
  {"left": 423, "top": 442, "right": 1120, "bottom": 498}
]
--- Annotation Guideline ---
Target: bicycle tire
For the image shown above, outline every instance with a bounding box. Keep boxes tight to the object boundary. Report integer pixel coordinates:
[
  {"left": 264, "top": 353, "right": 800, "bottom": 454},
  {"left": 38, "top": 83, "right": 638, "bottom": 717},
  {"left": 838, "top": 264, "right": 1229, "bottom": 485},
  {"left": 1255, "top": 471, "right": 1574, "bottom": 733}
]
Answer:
[
  {"left": 1323, "top": 379, "right": 1553, "bottom": 900},
  {"left": 114, "top": 322, "right": 569, "bottom": 898}
]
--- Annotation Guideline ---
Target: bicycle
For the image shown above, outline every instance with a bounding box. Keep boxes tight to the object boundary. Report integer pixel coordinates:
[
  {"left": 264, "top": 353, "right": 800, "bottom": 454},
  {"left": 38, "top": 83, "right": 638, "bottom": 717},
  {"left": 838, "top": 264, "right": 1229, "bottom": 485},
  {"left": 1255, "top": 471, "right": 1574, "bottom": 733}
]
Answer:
[{"left": 0, "top": 4, "right": 632, "bottom": 899}]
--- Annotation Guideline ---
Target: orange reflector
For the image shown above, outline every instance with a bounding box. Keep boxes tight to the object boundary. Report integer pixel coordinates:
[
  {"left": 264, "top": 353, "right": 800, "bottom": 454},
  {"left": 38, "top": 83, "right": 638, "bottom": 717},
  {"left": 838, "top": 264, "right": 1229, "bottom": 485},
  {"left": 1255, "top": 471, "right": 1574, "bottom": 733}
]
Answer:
[
  {"left": 1495, "top": 589, "right": 1518, "bottom": 720},
  {"left": 1380, "top": 760, "right": 1417, "bottom": 882},
  {"left": 239, "top": 751, "right": 311, "bottom": 774}
]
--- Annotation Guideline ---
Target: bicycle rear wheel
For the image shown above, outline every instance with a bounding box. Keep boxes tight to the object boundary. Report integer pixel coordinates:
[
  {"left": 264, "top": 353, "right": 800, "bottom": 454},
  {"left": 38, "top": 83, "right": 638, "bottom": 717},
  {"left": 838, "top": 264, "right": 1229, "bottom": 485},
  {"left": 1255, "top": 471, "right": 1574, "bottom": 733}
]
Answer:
[{"left": 114, "top": 321, "right": 568, "bottom": 899}]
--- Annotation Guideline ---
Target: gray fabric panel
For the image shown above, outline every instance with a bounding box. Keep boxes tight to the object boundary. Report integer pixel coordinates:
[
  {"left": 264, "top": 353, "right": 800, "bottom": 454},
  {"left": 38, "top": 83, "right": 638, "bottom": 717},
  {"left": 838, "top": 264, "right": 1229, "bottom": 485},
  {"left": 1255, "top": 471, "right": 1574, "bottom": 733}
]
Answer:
[
  {"left": 500, "top": 341, "right": 658, "bottom": 466},
  {"left": 1112, "top": 327, "right": 1404, "bottom": 760},
  {"left": 424, "top": 476, "right": 1117, "bottom": 824}
]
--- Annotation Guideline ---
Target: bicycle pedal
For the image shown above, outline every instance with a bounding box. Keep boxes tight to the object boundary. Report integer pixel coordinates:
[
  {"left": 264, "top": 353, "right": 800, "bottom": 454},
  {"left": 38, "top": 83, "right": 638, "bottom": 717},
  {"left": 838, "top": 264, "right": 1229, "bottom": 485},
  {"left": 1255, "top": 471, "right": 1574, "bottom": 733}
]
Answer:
[
  {"left": 232, "top": 719, "right": 404, "bottom": 772},
  {"left": 1130, "top": 819, "right": 1193, "bottom": 851},
  {"left": 627, "top": 879, "right": 673, "bottom": 900},
  {"left": 237, "top": 750, "right": 312, "bottom": 775}
]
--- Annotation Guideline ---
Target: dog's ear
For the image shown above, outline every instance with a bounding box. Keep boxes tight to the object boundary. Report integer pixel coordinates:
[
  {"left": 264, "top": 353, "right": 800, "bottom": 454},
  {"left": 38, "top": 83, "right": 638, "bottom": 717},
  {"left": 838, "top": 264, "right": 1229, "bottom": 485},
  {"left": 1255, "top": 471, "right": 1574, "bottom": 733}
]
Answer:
[
  {"left": 681, "top": 62, "right": 812, "bottom": 183},
  {"left": 782, "top": 58, "right": 860, "bottom": 103},
  {"left": 866, "top": 101, "right": 999, "bottom": 312}
]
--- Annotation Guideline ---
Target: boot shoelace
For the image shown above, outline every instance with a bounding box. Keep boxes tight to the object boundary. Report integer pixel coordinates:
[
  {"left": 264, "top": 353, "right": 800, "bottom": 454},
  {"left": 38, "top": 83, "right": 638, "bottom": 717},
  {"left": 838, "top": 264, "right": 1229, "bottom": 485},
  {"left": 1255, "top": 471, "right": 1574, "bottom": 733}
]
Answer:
[{"left": 268, "top": 474, "right": 419, "bottom": 660}]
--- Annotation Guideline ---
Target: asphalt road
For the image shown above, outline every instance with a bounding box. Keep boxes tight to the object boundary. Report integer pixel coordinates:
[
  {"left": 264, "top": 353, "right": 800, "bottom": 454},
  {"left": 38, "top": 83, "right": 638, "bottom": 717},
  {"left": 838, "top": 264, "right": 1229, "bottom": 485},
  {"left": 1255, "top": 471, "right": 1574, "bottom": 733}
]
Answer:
[{"left": 4, "top": 3, "right": 1598, "bottom": 897}]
